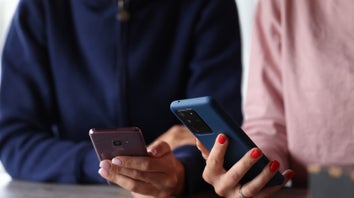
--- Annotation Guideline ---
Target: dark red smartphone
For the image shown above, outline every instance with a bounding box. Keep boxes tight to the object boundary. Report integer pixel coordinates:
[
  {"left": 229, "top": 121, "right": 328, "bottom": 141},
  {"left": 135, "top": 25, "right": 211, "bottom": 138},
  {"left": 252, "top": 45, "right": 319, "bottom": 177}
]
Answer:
[{"left": 89, "top": 127, "right": 148, "bottom": 161}]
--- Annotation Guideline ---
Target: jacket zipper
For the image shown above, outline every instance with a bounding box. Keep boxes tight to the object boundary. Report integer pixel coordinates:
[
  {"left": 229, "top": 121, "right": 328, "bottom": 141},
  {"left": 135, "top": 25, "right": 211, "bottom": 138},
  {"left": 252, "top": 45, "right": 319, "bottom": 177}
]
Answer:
[
  {"left": 117, "top": 0, "right": 129, "bottom": 21},
  {"left": 115, "top": 0, "right": 130, "bottom": 125}
]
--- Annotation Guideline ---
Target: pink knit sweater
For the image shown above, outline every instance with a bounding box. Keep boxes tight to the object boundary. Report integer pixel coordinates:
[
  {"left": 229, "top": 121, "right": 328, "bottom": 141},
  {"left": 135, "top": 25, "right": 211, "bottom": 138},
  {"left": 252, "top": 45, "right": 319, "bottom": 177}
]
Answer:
[{"left": 242, "top": 0, "right": 354, "bottom": 187}]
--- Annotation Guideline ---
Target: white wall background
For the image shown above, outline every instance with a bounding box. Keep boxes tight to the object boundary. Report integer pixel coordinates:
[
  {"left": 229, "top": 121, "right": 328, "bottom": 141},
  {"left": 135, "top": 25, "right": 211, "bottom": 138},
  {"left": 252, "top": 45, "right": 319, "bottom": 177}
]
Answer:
[
  {"left": 0, "top": 0, "right": 18, "bottom": 43},
  {"left": 0, "top": 0, "right": 19, "bottom": 76},
  {"left": 236, "top": 0, "right": 258, "bottom": 100}
]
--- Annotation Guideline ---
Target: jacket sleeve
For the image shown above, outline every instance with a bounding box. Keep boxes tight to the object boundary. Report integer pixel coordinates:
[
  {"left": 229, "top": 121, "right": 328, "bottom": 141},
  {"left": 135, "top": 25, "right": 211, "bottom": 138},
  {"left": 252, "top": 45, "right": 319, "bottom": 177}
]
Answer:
[
  {"left": 0, "top": 1, "right": 104, "bottom": 184},
  {"left": 0, "top": 0, "right": 244, "bottom": 190},
  {"left": 242, "top": 0, "right": 289, "bottom": 171},
  {"left": 173, "top": 146, "right": 212, "bottom": 195},
  {"left": 174, "top": 0, "right": 243, "bottom": 194}
]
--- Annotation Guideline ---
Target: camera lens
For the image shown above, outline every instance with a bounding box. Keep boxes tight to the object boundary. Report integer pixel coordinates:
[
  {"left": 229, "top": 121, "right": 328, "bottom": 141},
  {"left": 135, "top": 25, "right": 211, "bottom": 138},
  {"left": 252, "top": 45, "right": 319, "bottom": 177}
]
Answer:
[
  {"left": 112, "top": 140, "right": 122, "bottom": 146},
  {"left": 177, "top": 109, "right": 212, "bottom": 134}
]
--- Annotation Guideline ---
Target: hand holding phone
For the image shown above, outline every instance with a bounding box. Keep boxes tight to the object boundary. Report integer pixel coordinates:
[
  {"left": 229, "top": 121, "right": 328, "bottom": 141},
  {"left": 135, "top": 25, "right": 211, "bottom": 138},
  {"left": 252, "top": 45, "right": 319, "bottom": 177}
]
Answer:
[
  {"left": 170, "top": 96, "right": 284, "bottom": 186},
  {"left": 89, "top": 127, "right": 148, "bottom": 161}
]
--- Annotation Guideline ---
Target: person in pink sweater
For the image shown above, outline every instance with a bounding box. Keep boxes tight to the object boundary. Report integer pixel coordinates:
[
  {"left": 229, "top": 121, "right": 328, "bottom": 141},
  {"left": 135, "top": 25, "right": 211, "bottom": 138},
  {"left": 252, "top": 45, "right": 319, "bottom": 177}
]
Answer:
[{"left": 196, "top": 0, "right": 354, "bottom": 197}]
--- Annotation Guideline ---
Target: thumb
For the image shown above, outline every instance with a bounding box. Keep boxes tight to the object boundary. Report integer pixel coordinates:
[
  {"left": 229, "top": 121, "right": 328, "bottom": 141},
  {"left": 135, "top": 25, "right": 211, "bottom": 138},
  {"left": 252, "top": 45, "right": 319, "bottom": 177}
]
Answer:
[{"left": 147, "top": 140, "right": 171, "bottom": 157}]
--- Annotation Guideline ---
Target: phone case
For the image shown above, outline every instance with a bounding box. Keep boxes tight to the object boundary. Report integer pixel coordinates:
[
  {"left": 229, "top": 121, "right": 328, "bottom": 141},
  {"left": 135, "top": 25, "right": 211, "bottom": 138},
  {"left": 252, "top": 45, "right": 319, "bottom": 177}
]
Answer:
[
  {"left": 89, "top": 127, "right": 148, "bottom": 161},
  {"left": 170, "top": 96, "right": 284, "bottom": 186}
]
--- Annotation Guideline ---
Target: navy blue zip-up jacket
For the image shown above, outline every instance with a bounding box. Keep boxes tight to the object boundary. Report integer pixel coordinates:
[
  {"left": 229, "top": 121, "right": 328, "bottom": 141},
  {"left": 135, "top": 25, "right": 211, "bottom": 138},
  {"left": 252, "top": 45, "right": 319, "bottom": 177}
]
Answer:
[{"left": 0, "top": 0, "right": 243, "bottom": 195}]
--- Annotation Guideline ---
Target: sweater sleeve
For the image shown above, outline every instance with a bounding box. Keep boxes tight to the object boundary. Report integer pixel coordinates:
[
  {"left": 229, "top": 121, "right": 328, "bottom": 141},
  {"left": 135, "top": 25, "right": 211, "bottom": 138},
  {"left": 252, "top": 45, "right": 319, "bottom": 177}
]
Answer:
[
  {"left": 173, "top": 146, "right": 213, "bottom": 195},
  {"left": 0, "top": 0, "right": 104, "bottom": 184},
  {"left": 242, "top": 0, "right": 289, "bottom": 171}
]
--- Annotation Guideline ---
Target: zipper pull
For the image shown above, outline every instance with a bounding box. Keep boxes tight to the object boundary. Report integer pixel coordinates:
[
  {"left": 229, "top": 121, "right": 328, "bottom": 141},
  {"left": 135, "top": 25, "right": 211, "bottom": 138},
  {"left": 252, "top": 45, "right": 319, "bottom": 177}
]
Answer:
[{"left": 117, "top": 0, "right": 129, "bottom": 21}]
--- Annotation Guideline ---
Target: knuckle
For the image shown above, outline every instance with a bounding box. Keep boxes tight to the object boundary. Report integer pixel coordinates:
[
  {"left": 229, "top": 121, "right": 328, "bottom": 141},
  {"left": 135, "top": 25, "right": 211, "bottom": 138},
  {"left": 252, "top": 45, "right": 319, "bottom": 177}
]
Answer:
[
  {"left": 206, "top": 156, "right": 222, "bottom": 167},
  {"left": 202, "top": 170, "right": 213, "bottom": 184},
  {"left": 213, "top": 184, "right": 227, "bottom": 197},
  {"left": 139, "top": 160, "right": 153, "bottom": 170},
  {"left": 165, "top": 175, "right": 178, "bottom": 187},
  {"left": 156, "top": 191, "right": 171, "bottom": 198},
  {"left": 130, "top": 169, "right": 143, "bottom": 178},
  {"left": 171, "top": 125, "right": 181, "bottom": 132},
  {"left": 241, "top": 155, "right": 257, "bottom": 168},
  {"left": 242, "top": 184, "right": 258, "bottom": 198},
  {"left": 124, "top": 180, "right": 139, "bottom": 192},
  {"left": 228, "top": 169, "right": 243, "bottom": 182}
]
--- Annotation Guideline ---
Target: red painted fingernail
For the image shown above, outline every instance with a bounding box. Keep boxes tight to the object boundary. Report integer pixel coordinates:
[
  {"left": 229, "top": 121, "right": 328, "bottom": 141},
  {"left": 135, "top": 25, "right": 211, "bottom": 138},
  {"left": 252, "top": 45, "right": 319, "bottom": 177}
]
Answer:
[
  {"left": 269, "top": 160, "right": 280, "bottom": 172},
  {"left": 250, "top": 148, "right": 262, "bottom": 159},
  {"left": 287, "top": 171, "right": 295, "bottom": 180},
  {"left": 218, "top": 134, "right": 226, "bottom": 144}
]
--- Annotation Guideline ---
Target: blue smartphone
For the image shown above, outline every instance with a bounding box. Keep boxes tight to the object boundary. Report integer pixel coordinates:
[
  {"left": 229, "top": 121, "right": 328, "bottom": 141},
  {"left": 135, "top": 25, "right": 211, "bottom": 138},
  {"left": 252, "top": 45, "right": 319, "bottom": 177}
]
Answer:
[{"left": 170, "top": 96, "right": 284, "bottom": 186}]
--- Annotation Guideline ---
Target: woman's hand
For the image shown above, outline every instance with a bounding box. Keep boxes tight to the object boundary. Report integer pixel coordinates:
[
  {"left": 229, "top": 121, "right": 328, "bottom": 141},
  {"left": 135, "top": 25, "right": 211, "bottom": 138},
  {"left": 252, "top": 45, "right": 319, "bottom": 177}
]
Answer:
[
  {"left": 98, "top": 140, "right": 185, "bottom": 198},
  {"left": 196, "top": 133, "right": 295, "bottom": 198}
]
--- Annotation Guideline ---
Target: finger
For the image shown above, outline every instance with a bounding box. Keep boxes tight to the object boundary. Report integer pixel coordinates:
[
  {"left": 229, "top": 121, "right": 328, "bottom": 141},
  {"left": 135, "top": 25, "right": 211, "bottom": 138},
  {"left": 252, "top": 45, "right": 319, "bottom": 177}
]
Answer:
[
  {"left": 111, "top": 155, "right": 164, "bottom": 172},
  {"left": 110, "top": 151, "right": 180, "bottom": 188},
  {"left": 195, "top": 138, "right": 209, "bottom": 159},
  {"left": 147, "top": 140, "right": 171, "bottom": 157},
  {"left": 114, "top": 145, "right": 175, "bottom": 173},
  {"left": 205, "top": 134, "right": 228, "bottom": 172},
  {"left": 99, "top": 160, "right": 167, "bottom": 190},
  {"left": 281, "top": 169, "right": 295, "bottom": 186},
  {"left": 206, "top": 147, "right": 262, "bottom": 197},
  {"left": 252, "top": 170, "right": 295, "bottom": 198},
  {"left": 109, "top": 156, "right": 183, "bottom": 196},
  {"left": 131, "top": 192, "right": 155, "bottom": 198},
  {"left": 99, "top": 160, "right": 161, "bottom": 196},
  {"left": 202, "top": 134, "right": 229, "bottom": 185},
  {"left": 240, "top": 160, "right": 281, "bottom": 197},
  {"left": 112, "top": 164, "right": 171, "bottom": 185},
  {"left": 132, "top": 190, "right": 171, "bottom": 198},
  {"left": 113, "top": 173, "right": 159, "bottom": 196},
  {"left": 220, "top": 148, "right": 262, "bottom": 187}
]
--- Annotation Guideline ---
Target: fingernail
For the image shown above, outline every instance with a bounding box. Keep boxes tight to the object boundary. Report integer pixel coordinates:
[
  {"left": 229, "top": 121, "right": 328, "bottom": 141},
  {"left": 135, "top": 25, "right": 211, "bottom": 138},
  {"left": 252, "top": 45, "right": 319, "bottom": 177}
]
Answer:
[
  {"left": 287, "top": 171, "right": 296, "bottom": 180},
  {"left": 250, "top": 148, "right": 262, "bottom": 159},
  {"left": 99, "top": 161, "right": 111, "bottom": 169},
  {"left": 269, "top": 160, "right": 280, "bottom": 172},
  {"left": 98, "top": 168, "right": 109, "bottom": 177},
  {"left": 147, "top": 148, "right": 157, "bottom": 156},
  {"left": 218, "top": 134, "right": 226, "bottom": 144},
  {"left": 112, "top": 158, "right": 122, "bottom": 166}
]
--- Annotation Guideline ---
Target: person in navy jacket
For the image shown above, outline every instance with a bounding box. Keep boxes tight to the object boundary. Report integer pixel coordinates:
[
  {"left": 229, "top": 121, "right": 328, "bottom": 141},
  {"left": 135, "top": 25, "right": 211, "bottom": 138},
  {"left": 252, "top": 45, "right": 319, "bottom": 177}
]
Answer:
[{"left": 0, "top": 0, "right": 243, "bottom": 197}]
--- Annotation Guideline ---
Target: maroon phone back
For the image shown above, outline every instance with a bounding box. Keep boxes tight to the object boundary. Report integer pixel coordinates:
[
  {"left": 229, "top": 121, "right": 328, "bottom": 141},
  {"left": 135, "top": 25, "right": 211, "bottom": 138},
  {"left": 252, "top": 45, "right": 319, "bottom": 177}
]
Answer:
[{"left": 89, "top": 127, "right": 148, "bottom": 161}]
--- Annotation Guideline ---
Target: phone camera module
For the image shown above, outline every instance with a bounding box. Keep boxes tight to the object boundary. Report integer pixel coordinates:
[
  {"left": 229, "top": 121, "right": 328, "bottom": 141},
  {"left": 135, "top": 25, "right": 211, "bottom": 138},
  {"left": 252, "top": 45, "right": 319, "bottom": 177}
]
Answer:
[{"left": 177, "top": 109, "right": 212, "bottom": 134}]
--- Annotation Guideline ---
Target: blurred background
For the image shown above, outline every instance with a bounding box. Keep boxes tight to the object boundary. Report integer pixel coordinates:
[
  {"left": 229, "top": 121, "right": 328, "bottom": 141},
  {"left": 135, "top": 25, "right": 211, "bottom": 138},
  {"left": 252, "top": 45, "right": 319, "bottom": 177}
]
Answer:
[
  {"left": 0, "top": 0, "right": 19, "bottom": 79},
  {"left": 0, "top": 0, "right": 257, "bottom": 181},
  {"left": 0, "top": 0, "right": 19, "bottom": 183}
]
